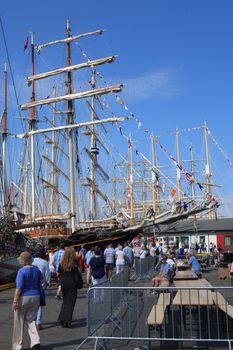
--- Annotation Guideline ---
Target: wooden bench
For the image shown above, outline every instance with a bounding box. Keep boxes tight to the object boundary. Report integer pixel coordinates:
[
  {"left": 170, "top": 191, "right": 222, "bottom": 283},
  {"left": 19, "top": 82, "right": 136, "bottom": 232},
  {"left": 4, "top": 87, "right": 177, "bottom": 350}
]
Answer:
[
  {"left": 172, "top": 289, "right": 213, "bottom": 306},
  {"left": 212, "top": 292, "right": 233, "bottom": 319},
  {"left": 147, "top": 292, "right": 171, "bottom": 326},
  {"left": 147, "top": 293, "right": 171, "bottom": 349},
  {"left": 174, "top": 270, "right": 198, "bottom": 281},
  {"left": 199, "top": 278, "right": 212, "bottom": 287}
]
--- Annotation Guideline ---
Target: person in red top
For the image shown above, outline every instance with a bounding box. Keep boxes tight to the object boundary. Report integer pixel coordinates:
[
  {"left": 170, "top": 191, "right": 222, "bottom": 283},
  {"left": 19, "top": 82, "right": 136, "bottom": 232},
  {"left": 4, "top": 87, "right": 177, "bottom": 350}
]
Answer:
[{"left": 75, "top": 250, "right": 84, "bottom": 273}]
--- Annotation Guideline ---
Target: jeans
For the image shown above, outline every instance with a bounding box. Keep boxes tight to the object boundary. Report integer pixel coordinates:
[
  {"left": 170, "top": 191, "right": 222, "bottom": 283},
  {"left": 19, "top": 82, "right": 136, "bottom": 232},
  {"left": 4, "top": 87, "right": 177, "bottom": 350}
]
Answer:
[
  {"left": 36, "top": 285, "right": 46, "bottom": 325},
  {"left": 36, "top": 306, "right": 42, "bottom": 325}
]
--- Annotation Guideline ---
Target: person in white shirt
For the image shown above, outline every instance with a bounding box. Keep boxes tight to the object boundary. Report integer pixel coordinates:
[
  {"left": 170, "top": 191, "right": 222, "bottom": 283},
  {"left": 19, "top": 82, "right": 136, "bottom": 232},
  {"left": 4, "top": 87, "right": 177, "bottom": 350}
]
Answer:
[
  {"left": 48, "top": 248, "right": 55, "bottom": 274},
  {"left": 139, "top": 246, "right": 148, "bottom": 259},
  {"left": 166, "top": 252, "right": 177, "bottom": 271},
  {"left": 115, "top": 247, "right": 125, "bottom": 274},
  {"left": 149, "top": 243, "right": 157, "bottom": 258}
]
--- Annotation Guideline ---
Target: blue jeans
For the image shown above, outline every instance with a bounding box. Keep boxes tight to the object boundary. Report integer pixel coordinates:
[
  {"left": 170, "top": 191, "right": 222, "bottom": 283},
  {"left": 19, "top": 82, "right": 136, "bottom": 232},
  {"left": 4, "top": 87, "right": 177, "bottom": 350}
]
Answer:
[
  {"left": 36, "top": 285, "right": 46, "bottom": 325},
  {"left": 36, "top": 306, "right": 42, "bottom": 325}
]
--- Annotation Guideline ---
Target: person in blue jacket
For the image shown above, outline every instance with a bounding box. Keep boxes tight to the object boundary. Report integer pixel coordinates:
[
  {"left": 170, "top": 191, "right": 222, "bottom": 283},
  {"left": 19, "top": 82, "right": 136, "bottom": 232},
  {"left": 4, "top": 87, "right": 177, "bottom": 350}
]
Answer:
[
  {"left": 188, "top": 252, "right": 201, "bottom": 273},
  {"left": 151, "top": 256, "right": 172, "bottom": 288}
]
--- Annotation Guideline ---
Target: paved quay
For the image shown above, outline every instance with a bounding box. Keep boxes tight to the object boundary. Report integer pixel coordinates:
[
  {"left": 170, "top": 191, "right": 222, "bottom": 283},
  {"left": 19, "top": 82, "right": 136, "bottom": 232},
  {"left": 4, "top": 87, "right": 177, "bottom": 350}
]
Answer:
[
  {"left": 0, "top": 284, "right": 89, "bottom": 350},
  {"left": 0, "top": 268, "right": 232, "bottom": 350}
]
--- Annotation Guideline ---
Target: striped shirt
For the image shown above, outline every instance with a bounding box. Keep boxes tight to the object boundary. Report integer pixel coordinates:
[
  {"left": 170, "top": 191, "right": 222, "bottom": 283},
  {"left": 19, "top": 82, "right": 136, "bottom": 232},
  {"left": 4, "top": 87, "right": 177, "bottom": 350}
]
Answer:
[{"left": 104, "top": 247, "right": 115, "bottom": 264}]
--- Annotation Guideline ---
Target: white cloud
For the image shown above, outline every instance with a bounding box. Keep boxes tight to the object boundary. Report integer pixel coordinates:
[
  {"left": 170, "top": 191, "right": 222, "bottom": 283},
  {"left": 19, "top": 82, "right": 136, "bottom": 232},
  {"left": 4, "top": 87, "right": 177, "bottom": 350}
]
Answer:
[{"left": 114, "top": 69, "right": 180, "bottom": 103}]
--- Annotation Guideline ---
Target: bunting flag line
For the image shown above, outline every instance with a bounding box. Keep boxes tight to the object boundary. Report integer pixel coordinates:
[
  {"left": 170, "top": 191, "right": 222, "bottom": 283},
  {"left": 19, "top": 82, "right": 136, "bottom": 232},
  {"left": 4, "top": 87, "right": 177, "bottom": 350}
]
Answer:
[
  {"left": 24, "top": 37, "right": 29, "bottom": 51},
  {"left": 171, "top": 188, "right": 176, "bottom": 197},
  {"left": 162, "top": 182, "right": 167, "bottom": 194},
  {"left": 74, "top": 41, "right": 205, "bottom": 192},
  {"left": 208, "top": 128, "right": 233, "bottom": 167}
]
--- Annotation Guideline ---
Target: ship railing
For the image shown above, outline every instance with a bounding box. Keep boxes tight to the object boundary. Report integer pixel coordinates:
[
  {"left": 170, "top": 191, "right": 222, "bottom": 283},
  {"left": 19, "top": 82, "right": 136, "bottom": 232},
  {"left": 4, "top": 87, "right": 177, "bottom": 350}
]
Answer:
[{"left": 76, "top": 285, "right": 233, "bottom": 350}]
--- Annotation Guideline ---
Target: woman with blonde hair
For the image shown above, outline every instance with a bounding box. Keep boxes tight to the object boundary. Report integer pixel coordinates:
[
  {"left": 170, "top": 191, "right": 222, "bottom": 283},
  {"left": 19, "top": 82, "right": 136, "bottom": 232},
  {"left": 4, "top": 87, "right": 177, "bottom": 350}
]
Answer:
[{"left": 57, "top": 247, "right": 83, "bottom": 328}]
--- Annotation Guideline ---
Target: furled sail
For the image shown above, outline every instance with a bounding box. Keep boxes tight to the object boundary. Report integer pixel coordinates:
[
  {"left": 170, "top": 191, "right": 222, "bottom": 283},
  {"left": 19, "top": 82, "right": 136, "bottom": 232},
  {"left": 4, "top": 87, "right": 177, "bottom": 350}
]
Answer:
[
  {"left": 26, "top": 56, "right": 116, "bottom": 84},
  {"left": 20, "top": 85, "right": 123, "bottom": 110}
]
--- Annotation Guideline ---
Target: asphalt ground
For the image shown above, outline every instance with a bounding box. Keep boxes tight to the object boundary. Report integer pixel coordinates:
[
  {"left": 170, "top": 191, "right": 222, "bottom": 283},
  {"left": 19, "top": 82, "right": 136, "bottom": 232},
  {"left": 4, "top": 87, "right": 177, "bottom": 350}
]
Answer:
[
  {"left": 0, "top": 283, "right": 89, "bottom": 350},
  {"left": 0, "top": 267, "right": 232, "bottom": 350}
]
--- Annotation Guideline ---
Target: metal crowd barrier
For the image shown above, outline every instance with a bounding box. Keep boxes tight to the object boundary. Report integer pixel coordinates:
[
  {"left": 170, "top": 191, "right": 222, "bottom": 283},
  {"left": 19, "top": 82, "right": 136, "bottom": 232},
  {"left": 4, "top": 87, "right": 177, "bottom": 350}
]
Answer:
[
  {"left": 87, "top": 267, "right": 129, "bottom": 336},
  {"left": 134, "top": 255, "right": 159, "bottom": 282},
  {"left": 77, "top": 285, "right": 233, "bottom": 350}
]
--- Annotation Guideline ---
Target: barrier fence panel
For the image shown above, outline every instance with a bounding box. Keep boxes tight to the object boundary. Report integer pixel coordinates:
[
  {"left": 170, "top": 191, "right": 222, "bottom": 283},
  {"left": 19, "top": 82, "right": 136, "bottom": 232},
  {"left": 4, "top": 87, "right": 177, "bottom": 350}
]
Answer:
[
  {"left": 87, "top": 267, "right": 129, "bottom": 336},
  {"left": 78, "top": 285, "right": 233, "bottom": 350},
  {"left": 134, "top": 256, "right": 157, "bottom": 282}
]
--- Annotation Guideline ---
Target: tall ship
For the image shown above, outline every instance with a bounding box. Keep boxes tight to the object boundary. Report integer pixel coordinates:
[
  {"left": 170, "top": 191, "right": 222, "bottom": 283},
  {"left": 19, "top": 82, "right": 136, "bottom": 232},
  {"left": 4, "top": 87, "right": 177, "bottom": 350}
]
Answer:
[{"left": 0, "top": 20, "right": 218, "bottom": 257}]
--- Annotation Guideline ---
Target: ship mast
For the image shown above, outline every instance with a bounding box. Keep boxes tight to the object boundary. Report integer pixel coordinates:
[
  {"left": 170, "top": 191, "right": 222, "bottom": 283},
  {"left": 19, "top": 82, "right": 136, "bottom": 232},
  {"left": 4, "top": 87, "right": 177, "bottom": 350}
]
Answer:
[
  {"left": 90, "top": 70, "right": 98, "bottom": 220},
  {"left": 30, "top": 32, "right": 36, "bottom": 220},
  {"left": 189, "top": 144, "right": 196, "bottom": 206},
  {"left": 151, "top": 135, "right": 159, "bottom": 215},
  {"left": 176, "top": 127, "right": 181, "bottom": 201},
  {"left": 204, "top": 120, "right": 212, "bottom": 219},
  {"left": 2, "top": 63, "right": 8, "bottom": 211},
  {"left": 113, "top": 165, "right": 117, "bottom": 214},
  {"left": 129, "top": 140, "right": 134, "bottom": 224},
  {"left": 50, "top": 86, "right": 56, "bottom": 214},
  {"left": 20, "top": 22, "right": 125, "bottom": 230},
  {"left": 66, "top": 19, "right": 76, "bottom": 232},
  {"left": 142, "top": 159, "right": 147, "bottom": 211},
  {"left": 24, "top": 142, "right": 29, "bottom": 222}
]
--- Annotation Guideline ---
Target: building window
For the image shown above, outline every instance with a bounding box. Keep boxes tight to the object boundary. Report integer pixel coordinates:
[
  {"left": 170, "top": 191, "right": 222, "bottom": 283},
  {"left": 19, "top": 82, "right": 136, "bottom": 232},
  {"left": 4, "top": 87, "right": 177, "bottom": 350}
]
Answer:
[
  {"left": 200, "top": 236, "right": 205, "bottom": 244},
  {"left": 181, "top": 236, "right": 189, "bottom": 248},
  {"left": 224, "top": 236, "right": 233, "bottom": 248}
]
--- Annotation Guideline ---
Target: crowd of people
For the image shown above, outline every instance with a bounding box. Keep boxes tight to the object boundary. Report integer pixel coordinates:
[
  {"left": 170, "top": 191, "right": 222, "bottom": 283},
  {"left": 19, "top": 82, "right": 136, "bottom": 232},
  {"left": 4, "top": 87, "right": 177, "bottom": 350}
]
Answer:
[
  {"left": 148, "top": 248, "right": 203, "bottom": 292},
  {"left": 11, "top": 240, "right": 135, "bottom": 350},
  {"left": 12, "top": 237, "right": 218, "bottom": 350}
]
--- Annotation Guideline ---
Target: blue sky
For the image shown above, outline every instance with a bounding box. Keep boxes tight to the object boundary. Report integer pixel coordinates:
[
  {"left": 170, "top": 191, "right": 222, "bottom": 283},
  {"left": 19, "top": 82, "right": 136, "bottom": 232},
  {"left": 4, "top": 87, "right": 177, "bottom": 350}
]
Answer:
[{"left": 0, "top": 0, "right": 233, "bottom": 216}]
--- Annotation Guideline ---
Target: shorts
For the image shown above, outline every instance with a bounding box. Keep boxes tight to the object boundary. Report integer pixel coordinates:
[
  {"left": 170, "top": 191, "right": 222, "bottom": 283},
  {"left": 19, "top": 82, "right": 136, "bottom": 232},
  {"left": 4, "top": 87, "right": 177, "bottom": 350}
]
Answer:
[{"left": 105, "top": 263, "right": 114, "bottom": 271}]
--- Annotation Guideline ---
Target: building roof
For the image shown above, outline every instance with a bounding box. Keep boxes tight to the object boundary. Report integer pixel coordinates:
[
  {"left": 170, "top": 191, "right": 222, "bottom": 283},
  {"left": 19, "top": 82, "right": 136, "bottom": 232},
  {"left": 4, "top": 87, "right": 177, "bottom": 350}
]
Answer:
[{"left": 156, "top": 217, "right": 233, "bottom": 235}]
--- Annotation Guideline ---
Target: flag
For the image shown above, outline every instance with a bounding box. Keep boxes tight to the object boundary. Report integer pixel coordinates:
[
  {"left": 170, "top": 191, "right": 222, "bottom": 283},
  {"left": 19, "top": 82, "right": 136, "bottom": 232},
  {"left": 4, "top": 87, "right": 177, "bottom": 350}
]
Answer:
[
  {"left": 24, "top": 37, "right": 29, "bottom": 51},
  {"left": 170, "top": 188, "right": 176, "bottom": 197}
]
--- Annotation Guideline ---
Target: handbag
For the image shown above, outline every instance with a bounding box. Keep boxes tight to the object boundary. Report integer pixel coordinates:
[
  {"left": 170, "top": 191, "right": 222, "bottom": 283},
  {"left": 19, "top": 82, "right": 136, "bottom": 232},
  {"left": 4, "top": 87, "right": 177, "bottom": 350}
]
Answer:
[
  {"left": 74, "top": 268, "right": 83, "bottom": 289},
  {"left": 39, "top": 283, "right": 46, "bottom": 306}
]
